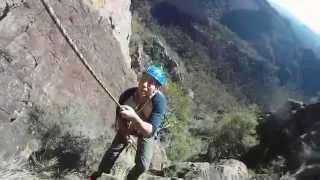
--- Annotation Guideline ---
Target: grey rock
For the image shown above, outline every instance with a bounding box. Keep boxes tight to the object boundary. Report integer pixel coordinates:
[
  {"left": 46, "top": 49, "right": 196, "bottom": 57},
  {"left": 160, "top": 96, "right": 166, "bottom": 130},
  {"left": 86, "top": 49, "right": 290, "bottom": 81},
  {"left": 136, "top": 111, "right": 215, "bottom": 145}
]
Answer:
[
  {"left": 163, "top": 159, "right": 249, "bottom": 180},
  {"left": 132, "top": 36, "right": 185, "bottom": 81},
  {"left": 0, "top": 0, "right": 136, "bottom": 176},
  {"left": 83, "top": 0, "right": 132, "bottom": 65},
  {"left": 244, "top": 100, "right": 320, "bottom": 179}
]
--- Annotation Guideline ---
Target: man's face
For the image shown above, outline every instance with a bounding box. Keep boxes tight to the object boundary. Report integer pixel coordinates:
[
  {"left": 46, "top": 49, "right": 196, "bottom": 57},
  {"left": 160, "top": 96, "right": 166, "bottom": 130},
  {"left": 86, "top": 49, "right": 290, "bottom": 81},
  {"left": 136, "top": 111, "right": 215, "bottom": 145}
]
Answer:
[{"left": 138, "top": 73, "right": 158, "bottom": 98}]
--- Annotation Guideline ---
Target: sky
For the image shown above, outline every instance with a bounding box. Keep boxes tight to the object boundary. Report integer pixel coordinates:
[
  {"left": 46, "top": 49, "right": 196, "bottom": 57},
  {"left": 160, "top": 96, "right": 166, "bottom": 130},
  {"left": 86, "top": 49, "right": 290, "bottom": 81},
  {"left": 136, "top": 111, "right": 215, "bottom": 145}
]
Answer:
[{"left": 269, "top": 0, "right": 320, "bottom": 34}]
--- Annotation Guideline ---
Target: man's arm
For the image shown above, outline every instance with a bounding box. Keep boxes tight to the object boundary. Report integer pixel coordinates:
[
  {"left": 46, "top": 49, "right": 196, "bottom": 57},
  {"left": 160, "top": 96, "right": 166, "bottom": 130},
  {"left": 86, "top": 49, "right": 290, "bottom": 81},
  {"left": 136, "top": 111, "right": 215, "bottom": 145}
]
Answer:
[
  {"left": 119, "top": 106, "right": 153, "bottom": 137},
  {"left": 120, "top": 93, "right": 167, "bottom": 137},
  {"left": 148, "top": 92, "right": 167, "bottom": 136},
  {"left": 132, "top": 115, "right": 154, "bottom": 137}
]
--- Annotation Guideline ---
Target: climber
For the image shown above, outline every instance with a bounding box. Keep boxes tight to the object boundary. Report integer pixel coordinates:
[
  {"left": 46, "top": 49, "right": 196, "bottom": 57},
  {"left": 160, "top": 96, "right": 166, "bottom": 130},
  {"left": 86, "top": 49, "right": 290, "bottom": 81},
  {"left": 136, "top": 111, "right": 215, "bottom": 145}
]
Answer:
[{"left": 89, "top": 65, "right": 167, "bottom": 180}]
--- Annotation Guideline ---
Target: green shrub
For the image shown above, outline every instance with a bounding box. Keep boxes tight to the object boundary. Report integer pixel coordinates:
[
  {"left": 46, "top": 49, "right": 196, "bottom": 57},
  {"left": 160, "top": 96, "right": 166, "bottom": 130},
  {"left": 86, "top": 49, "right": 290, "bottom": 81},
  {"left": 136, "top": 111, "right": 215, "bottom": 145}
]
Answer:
[
  {"left": 208, "top": 105, "right": 259, "bottom": 161},
  {"left": 160, "top": 81, "right": 201, "bottom": 161},
  {"left": 26, "top": 102, "right": 105, "bottom": 178}
]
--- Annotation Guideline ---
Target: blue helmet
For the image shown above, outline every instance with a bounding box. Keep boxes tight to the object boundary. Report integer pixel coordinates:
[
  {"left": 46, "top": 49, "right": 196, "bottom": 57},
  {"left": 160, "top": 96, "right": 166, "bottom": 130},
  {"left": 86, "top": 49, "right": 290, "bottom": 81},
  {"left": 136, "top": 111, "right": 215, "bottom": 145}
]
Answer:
[{"left": 146, "top": 65, "right": 167, "bottom": 87}]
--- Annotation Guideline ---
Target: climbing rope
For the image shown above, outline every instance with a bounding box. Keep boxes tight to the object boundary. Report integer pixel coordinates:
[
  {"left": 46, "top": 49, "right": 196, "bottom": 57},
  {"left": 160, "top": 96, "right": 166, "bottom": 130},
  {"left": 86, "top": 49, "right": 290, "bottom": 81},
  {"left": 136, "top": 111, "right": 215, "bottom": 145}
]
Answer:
[
  {"left": 40, "top": 0, "right": 139, "bottom": 150},
  {"left": 40, "top": 0, "right": 121, "bottom": 108}
]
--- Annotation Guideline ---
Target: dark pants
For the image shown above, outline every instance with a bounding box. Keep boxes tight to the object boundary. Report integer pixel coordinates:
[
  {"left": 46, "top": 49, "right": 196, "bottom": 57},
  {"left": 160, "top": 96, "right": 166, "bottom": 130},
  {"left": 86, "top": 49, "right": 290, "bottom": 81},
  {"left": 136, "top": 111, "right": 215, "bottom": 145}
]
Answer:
[{"left": 96, "top": 132, "right": 155, "bottom": 180}]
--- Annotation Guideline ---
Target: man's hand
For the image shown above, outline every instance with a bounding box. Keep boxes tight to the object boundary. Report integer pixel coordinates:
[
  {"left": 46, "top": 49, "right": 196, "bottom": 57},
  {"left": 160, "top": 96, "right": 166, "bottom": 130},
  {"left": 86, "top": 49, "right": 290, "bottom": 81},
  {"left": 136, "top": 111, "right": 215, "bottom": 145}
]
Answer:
[
  {"left": 120, "top": 105, "right": 153, "bottom": 137},
  {"left": 120, "top": 105, "right": 139, "bottom": 121}
]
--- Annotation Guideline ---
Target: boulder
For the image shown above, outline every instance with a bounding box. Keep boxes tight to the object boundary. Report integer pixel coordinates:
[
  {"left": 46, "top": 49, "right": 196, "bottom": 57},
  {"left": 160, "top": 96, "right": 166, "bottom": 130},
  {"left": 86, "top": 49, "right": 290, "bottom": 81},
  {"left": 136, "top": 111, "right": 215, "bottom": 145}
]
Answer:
[
  {"left": 213, "top": 159, "right": 249, "bottom": 180},
  {"left": 163, "top": 159, "right": 249, "bottom": 180},
  {"left": 244, "top": 99, "right": 320, "bottom": 179}
]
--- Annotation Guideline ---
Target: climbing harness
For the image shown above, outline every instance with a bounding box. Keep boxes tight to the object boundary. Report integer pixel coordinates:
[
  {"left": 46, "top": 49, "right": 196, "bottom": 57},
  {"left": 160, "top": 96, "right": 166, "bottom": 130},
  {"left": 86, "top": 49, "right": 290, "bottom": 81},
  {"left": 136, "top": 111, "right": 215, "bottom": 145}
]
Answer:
[
  {"left": 120, "top": 94, "right": 151, "bottom": 152},
  {"left": 40, "top": 0, "right": 121, "bottom": 108}
]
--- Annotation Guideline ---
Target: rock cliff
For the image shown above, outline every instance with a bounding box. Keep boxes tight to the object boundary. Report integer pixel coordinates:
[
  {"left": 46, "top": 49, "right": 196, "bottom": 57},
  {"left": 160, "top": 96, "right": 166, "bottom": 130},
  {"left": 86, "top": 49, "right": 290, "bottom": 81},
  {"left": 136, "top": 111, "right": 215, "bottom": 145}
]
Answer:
[{"left": 0, "top": 0, "right": 136, "bottom": 175}]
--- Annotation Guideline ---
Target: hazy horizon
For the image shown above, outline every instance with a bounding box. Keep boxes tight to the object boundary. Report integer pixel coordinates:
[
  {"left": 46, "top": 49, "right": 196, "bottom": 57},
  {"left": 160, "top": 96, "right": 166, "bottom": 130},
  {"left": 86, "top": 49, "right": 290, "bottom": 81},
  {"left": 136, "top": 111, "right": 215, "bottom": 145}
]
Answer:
[{"left": 268, "top": 0, "right": 320, "bottom": 35}]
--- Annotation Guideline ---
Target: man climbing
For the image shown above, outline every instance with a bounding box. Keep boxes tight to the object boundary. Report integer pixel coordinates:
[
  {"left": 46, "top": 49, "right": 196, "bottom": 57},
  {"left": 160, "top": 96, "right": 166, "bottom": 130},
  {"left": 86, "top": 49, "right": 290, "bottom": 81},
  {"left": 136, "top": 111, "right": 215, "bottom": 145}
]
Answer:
[{"left": 89, "top": 65, "right": 167, "bottom": 180}]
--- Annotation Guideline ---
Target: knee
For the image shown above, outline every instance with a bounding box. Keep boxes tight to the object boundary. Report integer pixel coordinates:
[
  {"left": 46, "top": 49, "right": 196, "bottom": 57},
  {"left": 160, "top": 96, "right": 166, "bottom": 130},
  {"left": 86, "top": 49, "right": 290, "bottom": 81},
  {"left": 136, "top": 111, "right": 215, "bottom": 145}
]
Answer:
[
  {"left": 135, "top": 153, "right": 151, "bottom": 171},
  {"left": 126, "top": 163, "right": 147, "bottom": 180},
  {"left": 135, "top": 161, "right": 149, "bottom": 172}
]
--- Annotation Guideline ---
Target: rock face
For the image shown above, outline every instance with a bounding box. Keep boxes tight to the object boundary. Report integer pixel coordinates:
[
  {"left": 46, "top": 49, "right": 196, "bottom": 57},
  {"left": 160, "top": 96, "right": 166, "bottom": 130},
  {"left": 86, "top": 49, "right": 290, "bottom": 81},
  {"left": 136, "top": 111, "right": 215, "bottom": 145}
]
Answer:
[
  {"left": 243, "top": 99, "right": 320, "bottom": 179},
  {"left": 0, "top": 0, "right": 136, "bottom": 174},
  {"left": 131, "top": 36, "right": 185, "bottom": 81},
  {"left": 84, "top": 0, "right": 132, "bottom": 65}
]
